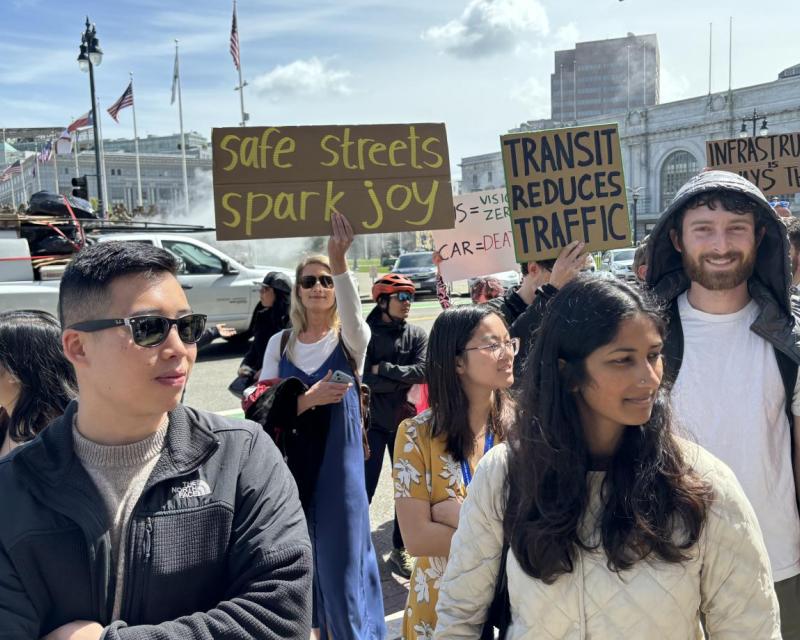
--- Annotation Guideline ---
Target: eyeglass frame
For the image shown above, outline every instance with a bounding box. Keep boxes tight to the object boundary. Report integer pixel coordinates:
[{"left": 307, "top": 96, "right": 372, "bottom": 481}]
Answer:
[
  {"left": 461, "top": 337, "right": 520, "bottom": 358},
  {"left": 67, "top": 313, "right": 208, "bottom": 348},
  {"left": 299, "top": 274, "right": 335, "bottom": 289}
]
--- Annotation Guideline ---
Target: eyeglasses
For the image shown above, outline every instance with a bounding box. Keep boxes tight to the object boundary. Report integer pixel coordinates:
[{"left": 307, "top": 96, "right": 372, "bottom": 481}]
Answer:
[
  {"left": 462, "top": 337, "right": 520, "bottom": 359},
  {"left": 68, "top": 314, "right": 208, "bottom": 348},
  {"left": 390, "top": 291, "right": 415, "bottom": 302},
  {"left": 299, "top": 274, "right": 335, "bottom": 289}
]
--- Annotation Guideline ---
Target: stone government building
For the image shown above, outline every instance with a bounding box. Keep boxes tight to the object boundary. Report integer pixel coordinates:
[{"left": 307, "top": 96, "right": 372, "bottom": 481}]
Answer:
[{"left": 460, "top": 64, "right": 800, "bottom": 238}]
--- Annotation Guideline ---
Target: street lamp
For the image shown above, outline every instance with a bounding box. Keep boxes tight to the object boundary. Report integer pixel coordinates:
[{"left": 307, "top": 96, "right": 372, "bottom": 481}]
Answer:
[
  {"left": 626, "top": 186, "right": 645, "bottom": 243},
  {"left": 739, "top": 108, "right": 769, "bottom": 138},
  {"left": 77, "top": 17, "right": 104, "bottom": 217}
]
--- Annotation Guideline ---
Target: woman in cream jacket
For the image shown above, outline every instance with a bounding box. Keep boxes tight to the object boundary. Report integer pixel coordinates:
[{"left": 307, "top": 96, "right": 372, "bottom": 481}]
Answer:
[{"left": 434, "top": 278, "right": 779, "bottom": 639}]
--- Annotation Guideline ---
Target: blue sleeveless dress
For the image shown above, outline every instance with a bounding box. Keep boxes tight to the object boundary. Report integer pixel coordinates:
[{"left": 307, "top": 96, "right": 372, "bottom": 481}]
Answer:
[{"left": 280, "top": 340, "right": 386, "bottom": 639}]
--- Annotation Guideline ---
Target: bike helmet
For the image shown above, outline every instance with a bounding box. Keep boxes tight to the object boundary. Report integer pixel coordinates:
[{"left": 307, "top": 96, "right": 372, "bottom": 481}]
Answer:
[{"left": 371, "top": 273, "right": 415, "bottom": 302}]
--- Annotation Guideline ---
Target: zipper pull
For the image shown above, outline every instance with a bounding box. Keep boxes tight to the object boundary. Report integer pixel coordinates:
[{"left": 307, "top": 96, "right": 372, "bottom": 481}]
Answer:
[{"left": 144, "top": 517, "right": 153, "bottom": 561}]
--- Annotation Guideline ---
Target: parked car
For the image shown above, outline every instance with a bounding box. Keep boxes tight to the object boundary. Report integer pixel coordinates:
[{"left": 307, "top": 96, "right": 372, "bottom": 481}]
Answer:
[
  {"left": 468, "top": 270, "right": 521, "bottom": 292},
  {"left": 391, "top": 251, "right": 437, "bottom": 294},
  {"left": 0, "top": 232, "right": 293, "bottom": 344},
  {"left": 599, "top": 247, "right": 637, "bottom": 282}
]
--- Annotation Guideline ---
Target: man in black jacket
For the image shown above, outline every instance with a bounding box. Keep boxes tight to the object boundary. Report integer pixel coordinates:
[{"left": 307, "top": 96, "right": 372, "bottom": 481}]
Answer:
[
  {"left": 0, "top": 242, "right": 312, "bottom": 639},
  {"left": 363, "top": 274, "right": 427, "bottom": 579},
  {"left": 646, "top": 170, "right": 800, "bottom": 638}
]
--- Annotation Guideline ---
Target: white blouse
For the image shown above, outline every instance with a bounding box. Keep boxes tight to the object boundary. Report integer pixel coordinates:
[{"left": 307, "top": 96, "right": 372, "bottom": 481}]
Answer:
[{"left": 259, "top": 271, "right": 370, "bottom": 380}]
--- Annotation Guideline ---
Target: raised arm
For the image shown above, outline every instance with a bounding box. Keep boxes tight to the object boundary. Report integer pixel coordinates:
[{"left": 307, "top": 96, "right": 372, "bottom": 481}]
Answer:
[{"left": 328, "top": 212, "right": 369, "bottom": 371}]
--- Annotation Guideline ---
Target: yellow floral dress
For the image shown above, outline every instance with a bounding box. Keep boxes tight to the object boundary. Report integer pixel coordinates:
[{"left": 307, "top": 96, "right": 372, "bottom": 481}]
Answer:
[{"left": 392, "top": 409, "right": 490, "bottom": 640}]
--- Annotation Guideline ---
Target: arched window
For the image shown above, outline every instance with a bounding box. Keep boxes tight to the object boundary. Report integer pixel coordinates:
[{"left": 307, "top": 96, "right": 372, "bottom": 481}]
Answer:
[{"left": 660, "top": 150, "right": 698, "bottom": 211}]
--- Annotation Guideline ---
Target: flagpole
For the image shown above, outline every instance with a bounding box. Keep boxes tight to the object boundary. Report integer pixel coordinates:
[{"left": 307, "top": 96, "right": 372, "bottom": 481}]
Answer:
[
  {"left": 233, "top": 0, "right": 247, "bottom": 126},
  {"left": 175, "top": 39, "right": 190, "bottom": 216},
  {"left": 96, "top": 95, "right": 110, "bottom": 213},
  {"left": 20, "top": 158, "right": 28, "bottom": 206},
  {"left": 52, "top": 138, "right": 60, "bottom": 193},
  {"left": 130, "top": 72, "right": 143, "bottom": 208},
  {"left": 35, "top": 146, "right": 42, "bottom": 191},
  {"left": 73, "top": 129, "right": 80, "bottom": 176}
]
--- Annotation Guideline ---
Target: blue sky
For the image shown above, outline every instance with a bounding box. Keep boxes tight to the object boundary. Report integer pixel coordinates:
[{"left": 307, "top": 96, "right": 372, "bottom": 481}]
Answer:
[{"left": 2, "top": 0, "right": 797, "bottom": 179}]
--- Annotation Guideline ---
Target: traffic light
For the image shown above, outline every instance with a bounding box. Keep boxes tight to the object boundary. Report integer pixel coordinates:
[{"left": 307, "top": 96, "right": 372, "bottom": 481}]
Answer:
[{"left": 71, "top": 176, "right": 88, "bottom": 200}]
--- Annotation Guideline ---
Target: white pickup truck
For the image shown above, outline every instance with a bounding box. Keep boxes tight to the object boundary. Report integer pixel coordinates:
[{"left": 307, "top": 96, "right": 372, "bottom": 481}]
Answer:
[{"left": 0, "top": 232, "right": 294, "bottom": 340}]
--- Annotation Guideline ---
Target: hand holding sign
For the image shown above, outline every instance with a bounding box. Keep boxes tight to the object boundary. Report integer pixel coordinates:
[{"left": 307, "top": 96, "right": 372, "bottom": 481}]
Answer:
[
  {"left": 549, "top": 240, "right": 588, "bottom": 289},
  {"left": 328, "top": 211, "right": 355, "bottom": 274}
]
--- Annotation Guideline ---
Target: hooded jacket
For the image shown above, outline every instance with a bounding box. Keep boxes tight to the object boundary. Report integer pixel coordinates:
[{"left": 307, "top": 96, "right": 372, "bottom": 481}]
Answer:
[
  {"left": 645, "top": 170, "right": 800, "bottom": 419},
  {"left": 363, "top": 306, "right": 427, "bottom": 433},
  {"left": 0, "top": 402, "right": 313, "bottom": 639}
]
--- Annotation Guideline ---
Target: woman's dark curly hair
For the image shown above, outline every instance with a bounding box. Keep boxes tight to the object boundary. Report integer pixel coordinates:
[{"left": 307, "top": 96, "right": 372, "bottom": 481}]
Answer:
[{"left": 504, "top": 276, "right": 712, "bottom": 583}]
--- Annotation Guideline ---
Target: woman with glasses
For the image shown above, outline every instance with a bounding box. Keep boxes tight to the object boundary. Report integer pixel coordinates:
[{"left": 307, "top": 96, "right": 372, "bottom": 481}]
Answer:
[
  {"left": 254, "top": 212, "right": 385, "bottom": 640},
  {"left": 392, "top": 305, "right": 517, "bottom": 639},
  {"left": 0, "top": 310, "right": 77, "bottom": 457},
  {"left": 433, "top": 278, "right": 779, "bottom": 639}
]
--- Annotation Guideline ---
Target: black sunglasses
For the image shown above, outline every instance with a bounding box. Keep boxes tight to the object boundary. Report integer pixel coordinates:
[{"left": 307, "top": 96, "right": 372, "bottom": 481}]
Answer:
[
  {"left": 390, "top": 291, "right": 414, "bottom": 302},
  {"left": 68, "top": 314, "right": 208, "bottom": 348},
  {"left": 300, "top": 274, "right": 335, "bottom": 289}
]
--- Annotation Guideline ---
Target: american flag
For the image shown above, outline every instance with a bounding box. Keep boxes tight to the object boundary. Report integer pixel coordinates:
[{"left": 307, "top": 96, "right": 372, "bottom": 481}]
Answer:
[
  {"left": 1, "top": 161, "right": 22, "bottom": 179},
  {"left": 67, "top": 111, "right": 93, "bottom": 133},
  {"left": 107, "top": 82, "right": 134, "bottom": 123},
  {"left": 38, "top": 141, "right": 53, "bottom": 163},
  {"left": 230, "top": 3, "right": 240, "bottom": 70}
]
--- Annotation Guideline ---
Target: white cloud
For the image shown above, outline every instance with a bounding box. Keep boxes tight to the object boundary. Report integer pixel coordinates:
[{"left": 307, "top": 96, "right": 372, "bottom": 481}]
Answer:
[
  {"left": 553, "top": 22, "right": 579, "bottom": 49},
  {"left": 422, "top": 0, "right": 549, "bottom": 59},
  {"left": 251, "top": 58, "right": 352, "bottom": 99},
  {"left": 660, "top": 66, "right": 691, "bottom": 102},
  {"left": 510, "top": 76, "right": 549, "bottom": 117}
]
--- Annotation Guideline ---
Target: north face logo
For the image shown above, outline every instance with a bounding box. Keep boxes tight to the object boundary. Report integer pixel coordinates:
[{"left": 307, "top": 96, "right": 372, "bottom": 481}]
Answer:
[{"left": 171, "top": 479, "right": 212, "bottom": 498}]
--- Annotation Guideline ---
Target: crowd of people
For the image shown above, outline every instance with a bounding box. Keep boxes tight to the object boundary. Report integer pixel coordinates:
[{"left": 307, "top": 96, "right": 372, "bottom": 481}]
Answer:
[{"left": 0, "top": 169, "right": 798, "bottom": 640}]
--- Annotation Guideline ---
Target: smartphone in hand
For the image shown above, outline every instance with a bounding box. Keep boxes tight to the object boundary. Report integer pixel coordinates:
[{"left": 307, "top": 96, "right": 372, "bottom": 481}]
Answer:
[{"left": 330, "top": 370, "right": 355, "bottom": 385}]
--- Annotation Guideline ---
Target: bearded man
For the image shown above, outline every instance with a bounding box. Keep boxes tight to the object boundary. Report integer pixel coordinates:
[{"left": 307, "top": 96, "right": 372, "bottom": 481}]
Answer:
[{"left": 646, "top": 170, "right": 800, "bottom": 639}]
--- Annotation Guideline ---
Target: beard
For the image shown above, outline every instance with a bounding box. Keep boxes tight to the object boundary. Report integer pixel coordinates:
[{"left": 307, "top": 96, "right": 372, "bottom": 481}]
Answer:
[{"left": 681, "top": 249, "right": 756, "bottom": 290}]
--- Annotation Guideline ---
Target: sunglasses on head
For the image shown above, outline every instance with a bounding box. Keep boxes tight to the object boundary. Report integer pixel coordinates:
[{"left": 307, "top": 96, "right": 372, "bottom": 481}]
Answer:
[
  {"left": 300, "top": 274, "right": 335, "bottom": 289},
  {"left": 68, "top": 314, "right": 208, "bottom": 348},
  {"left": 390, "top": 291, "right": 414, "bottom": 302}
]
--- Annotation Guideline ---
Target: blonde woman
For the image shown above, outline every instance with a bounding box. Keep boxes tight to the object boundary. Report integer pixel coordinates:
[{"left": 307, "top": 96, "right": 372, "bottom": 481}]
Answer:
[{"left": 258, "top": 212, "right": 385, "bottom": 639}]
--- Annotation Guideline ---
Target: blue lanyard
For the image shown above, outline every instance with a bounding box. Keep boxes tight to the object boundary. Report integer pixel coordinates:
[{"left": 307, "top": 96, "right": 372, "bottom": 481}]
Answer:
[{"left": 461, "top": 432, "right": 494, "bottom": 487}]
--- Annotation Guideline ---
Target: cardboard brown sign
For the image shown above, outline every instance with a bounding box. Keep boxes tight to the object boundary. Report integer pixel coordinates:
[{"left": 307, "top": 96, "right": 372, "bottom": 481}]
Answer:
[
  {"left": 212, "top": 123, "right": 453, "bottom": 240},
  {"left": 500, "top": 123, "right": 631, "bottom": 262},
  {"left": 705, "top": 133, "right": 800, "bottom": 196}
]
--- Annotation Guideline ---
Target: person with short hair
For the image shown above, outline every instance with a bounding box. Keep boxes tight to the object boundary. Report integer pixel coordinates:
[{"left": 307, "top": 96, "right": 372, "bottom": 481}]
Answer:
[
  {"left": 0, "top": 310, "right": 77, "bottom": 457},
  {"left": 364, "top": 273, "right": 427, "bottom": 579},
  {"left": 469, "top": 277, "right": 504, "bottom": 304},
  {"left": 434, "top": 277, "right": 780, "bottom": 639},
  {"left": 633, "top": 236, "right": 649, "bottom": 283},
  {"left": 785, "top": 217, "right": 800, "bottom": 296},
  {"left": 393, "top": 305, "right": 516, "bottom": 639},
  {"left": 0, "top": 242, "right": 313, "bottom": 639},
  {"left": 647, "top": 170, "right": 800, "bottom": 638}
]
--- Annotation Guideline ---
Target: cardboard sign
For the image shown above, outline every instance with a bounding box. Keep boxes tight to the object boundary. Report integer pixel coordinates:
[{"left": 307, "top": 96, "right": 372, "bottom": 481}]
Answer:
[
  {"left": 500, "top": 123, "right": 631, "bottom": 262},
  {"left": 432, "top": 188, "right": 518, "bottom": 281},
  {"left": 212, "top": 124, "right": 453, "bottom": 240},
  {"left": 705, "top": 133, "right": 800, "bottom": 196}
]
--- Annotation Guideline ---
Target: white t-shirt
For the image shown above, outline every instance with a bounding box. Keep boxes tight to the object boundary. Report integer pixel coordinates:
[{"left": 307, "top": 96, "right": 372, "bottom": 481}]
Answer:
[
  {"left": 259, "top": 271, "right": 370, "bottom": 380},
  {"left": 671, "top": 292, "right": 800, "bottom": 582}
]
